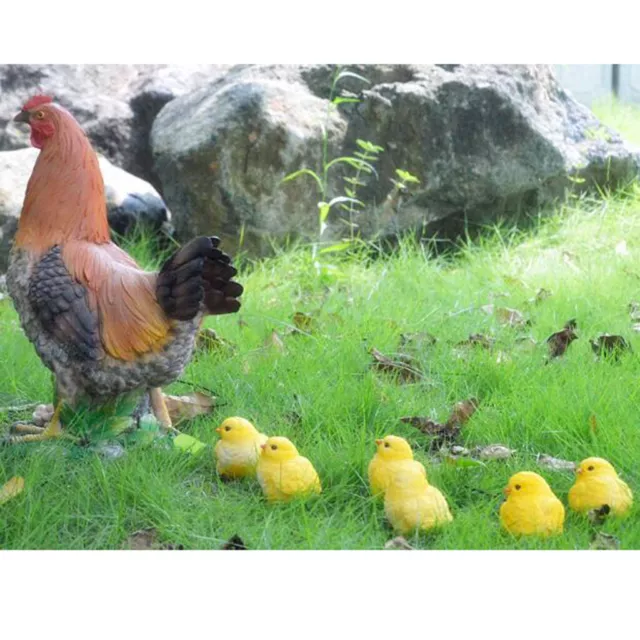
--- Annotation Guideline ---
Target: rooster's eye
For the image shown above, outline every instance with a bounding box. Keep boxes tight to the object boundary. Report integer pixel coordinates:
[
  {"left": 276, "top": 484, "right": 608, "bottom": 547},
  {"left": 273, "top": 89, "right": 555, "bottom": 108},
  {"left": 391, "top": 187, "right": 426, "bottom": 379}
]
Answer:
[
  {"left": 34, "top": 111, "right": 45, "bottom": 120},
  {"left": 588, "top": 465, "right": 594, "bottom": 471},
  {"left": 515, "top": 484, "right": 521, "bottom": 490},
  {"left": 271, "top": 444, "right": 277, "bottom": 450}
]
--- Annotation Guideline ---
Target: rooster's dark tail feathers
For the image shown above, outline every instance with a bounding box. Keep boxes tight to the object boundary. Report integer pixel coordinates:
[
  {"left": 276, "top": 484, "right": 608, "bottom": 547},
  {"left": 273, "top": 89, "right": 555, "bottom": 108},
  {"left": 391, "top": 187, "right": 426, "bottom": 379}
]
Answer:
[{"left": 156, "top": 236, "right": 243, "bottom": 321}]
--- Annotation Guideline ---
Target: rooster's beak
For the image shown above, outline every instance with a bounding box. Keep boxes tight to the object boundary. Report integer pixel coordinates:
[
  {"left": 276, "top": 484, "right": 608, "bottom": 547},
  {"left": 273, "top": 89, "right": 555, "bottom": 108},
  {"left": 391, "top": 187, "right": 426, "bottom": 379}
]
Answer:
[{"left": 13, "top": 110, "right": 30, "bottom": 124}]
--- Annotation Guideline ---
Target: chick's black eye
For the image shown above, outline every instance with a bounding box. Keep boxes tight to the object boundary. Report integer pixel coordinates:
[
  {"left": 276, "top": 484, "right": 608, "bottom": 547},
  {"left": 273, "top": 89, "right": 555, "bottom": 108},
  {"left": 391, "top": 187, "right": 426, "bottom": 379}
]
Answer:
[
  {"left": 271, "top": 445, "right": 277, "bottom": 450},
  {"left": 588, "top": 465, "right": 594, "bottom": 471},
  {"left": 384, "top": 443, "right": 390, "bottom": 448},
  {"left": 515, "top": 484, "right": 521, "bottom": 491}
]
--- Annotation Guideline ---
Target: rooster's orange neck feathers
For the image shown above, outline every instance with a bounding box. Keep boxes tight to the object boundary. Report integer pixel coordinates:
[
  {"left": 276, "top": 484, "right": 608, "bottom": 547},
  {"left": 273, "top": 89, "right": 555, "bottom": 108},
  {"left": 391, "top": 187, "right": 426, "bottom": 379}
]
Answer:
[{"left": 15, "top": 105, "right": 110, "bottom": 254}]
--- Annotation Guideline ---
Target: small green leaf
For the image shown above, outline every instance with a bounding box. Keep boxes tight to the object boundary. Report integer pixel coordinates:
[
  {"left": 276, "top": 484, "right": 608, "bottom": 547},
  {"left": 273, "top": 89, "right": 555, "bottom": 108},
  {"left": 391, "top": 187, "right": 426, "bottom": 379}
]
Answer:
[
  {"left": 325, "top": 157, "right": 379, "bottom": 179},
  {"left": 174, "top": 433, "right": 207, "bottom": 456},
  {"left": 318, "top": 202, "right": 331, "bottom": 223},
  {"left": 444, "top": 456, "right": 486, "bottom": 468},
  {"left": 356, "top": 139, "right": 384, "bottom": 153},
  {"left": 332, "top": 96, "right": 361, "bottom": 105},
  {"left": 354, "top": 151, "right": 378, "bottom": 161},
  {"left": 282, "top": 169, "right": 324, "bottom": 194},
  {"left": 395, "top": 169, "right": 420, "bottom": 184},
  {"left": 319, "top": 241, "right": 354, "bottom": 254}
]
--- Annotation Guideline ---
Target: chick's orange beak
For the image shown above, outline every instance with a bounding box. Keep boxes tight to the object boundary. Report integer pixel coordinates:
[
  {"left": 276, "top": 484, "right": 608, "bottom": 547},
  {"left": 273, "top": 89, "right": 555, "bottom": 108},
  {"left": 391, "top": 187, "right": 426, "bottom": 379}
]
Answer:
[
  {"left": 375, "top": 439, "right": 382, "bottom": 446},
  {"left": 576, "top": 467, "right": 583, "bottom": 474},
  {"left": 260, "top": 444, "right": 266, "bottom": 450},
  {"left": 14, "top": 110, "right": 30, "bottom": 124},
  {"left": 215, "top": 427, "right": 221, "bottom": 433},
  {"left": 503, "top": 487, "right": 511, "bottom": 496}
]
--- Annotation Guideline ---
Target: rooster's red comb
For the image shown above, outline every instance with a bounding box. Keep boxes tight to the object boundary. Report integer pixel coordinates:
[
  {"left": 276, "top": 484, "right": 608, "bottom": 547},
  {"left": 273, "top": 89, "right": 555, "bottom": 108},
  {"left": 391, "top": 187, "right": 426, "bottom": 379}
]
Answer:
[{"left": 22, "top": 95, "right": 53, "bottom": 111}]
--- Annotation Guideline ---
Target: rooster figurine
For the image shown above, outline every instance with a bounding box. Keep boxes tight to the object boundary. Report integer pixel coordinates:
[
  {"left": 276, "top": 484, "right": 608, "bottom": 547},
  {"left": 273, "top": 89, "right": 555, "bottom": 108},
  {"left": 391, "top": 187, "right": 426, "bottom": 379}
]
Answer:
[{"left": 5, "top": 95, "right": 243, "bottom": 442}]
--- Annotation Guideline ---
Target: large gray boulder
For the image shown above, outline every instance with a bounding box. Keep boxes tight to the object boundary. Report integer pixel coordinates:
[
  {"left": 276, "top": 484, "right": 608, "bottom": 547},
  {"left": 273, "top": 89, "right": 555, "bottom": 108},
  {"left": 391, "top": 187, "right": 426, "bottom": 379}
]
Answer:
[
  {"left": 0, "top": 148, "right": 171, "bottom": 272},
  {"left": 0, "top": 64, "right": 235, "bottom": 185},
  {"left": 151, "top": 64, "right": 640, "bottom": 254},
  {"left": 152, "top": 69, "right": 347, "bottom": 254}
]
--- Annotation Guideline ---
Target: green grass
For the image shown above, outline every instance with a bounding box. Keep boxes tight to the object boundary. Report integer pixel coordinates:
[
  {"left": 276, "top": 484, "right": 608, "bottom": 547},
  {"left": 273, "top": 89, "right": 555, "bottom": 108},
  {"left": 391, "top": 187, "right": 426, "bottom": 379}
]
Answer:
[
  {"left": 593, "top": 98, "right": 640, "bottom": 146},
  {"left": 2, "top": 105, "right": 640, "bottom": 550}
]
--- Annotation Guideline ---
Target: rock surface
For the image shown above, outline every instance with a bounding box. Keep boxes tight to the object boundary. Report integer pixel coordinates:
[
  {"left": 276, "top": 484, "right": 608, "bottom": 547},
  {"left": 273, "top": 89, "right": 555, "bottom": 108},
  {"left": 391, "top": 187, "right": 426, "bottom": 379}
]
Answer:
[
  {"left": 0, "top": 64, "right": 235, "bottom": 185},
  {"left": 2, "top": 64, "right": 639, "bottom": 260},
  {"left": 0, "top": 148, "right": 171, "bottom": 271},
  {"left": 151, "top": 64, "right": 640, "bottom": 253},
  {"left": 152, "top": 69, "right": 348, "bottom": 254}
]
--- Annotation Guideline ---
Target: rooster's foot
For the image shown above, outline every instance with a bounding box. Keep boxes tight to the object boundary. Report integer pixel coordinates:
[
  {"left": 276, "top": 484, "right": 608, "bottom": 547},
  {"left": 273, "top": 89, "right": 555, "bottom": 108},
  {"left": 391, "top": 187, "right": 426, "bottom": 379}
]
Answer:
[
  {"left": 149, "top": 388, "right": 178, "bottom": 434},
  {"left": 4, "top": 404, "right": 63, "bottom": 444}
]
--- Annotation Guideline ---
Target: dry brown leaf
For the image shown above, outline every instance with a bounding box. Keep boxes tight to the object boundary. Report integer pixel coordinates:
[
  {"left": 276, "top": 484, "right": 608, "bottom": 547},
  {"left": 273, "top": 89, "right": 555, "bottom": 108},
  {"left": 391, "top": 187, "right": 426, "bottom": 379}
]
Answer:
[
  {"left": 221, "top": 534, "right": 247, "bottom": 550},
  {"left": 546, "top": 319, "right": 578, "bottom": 358},
  {"left": 590, "top": 531, "right": 620, "bottom": 550},
  {"left": 447, "top": 398, "right": 479, "bottom": 427},
  {"left": 0, "top": 476, "right": 25, "bottom": 505},
  {"left": 125, "top": 528, "right": 183, "bottom": 550},
  {"left": 496, "top": 307, "right": 529, "bottom": 328},
  {"left": 400, "top": 332, "right": 437, "bottom": 350},
  {"left": 482, "top": 305, "right": 528, "bottom": 328},
  {"left": 562, "top": 251, "right": 580, "bottom": 272},
  {"left": 536, "top": 454, "right": 576, "bottom": 471},
  {"left": 403, "top": 398, "right": 478, "bottom": 451},
  {"left": 384, "top": 536, "right": 414, "bottom": 550},
  {"left": 265, "top": 330, "right": 285, "bottom": 351},
  {"left": 370, "top": 348, "right": 423, "bottom": 383},
  {"left": 165, "top": 392, "right": 216, "bottom": 423},
  {"left": 590, "top": 334, "right": 631, "bottom": 360},
  {"left": 127, "top": 528, "right": 157, "bottom": 550},
  {"left": 196, "top": 328, "right": 236, "bottom": 354},
  {"left": 456, "top": 334, "right": 495, "bottom": 349},
  {"left": 588, "top": 504, "right": 611, "bottom": 526},
  {"left": 531, "top": 288, "right": 552, "bottom": 305},
  {"left": 473, "top": 445, "right": 515, "bottom": 460},
  {"left": 450, "top": 445, "right": 470, "bottom": 456},
  {"left": 401, "top": 416, "right": 459, "bottom": 451},
  {"left": 292, "top": 312, "right": 316, "bottom": 334}
]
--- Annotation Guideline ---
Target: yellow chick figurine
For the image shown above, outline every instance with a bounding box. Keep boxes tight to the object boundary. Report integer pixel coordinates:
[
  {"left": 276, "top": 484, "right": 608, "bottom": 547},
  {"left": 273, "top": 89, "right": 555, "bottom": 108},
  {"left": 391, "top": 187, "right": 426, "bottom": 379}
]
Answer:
[
  {"left": 500, "top": 472, "right": 565, "bottom": 537},
  {"left": 384, "top": 468, "right": 453, "bottom": 534},
  {"left": 256, "top": 436, "right": 321, "bottom": 502},
  {"left": 568, "top": 457, "right": 633, "bottom": 517},
  {"left": 214, "top": 417, "right": 268, "bottom": 479},
  {"left": 368, "top": 435, "right": 426, "bottom": 497}
]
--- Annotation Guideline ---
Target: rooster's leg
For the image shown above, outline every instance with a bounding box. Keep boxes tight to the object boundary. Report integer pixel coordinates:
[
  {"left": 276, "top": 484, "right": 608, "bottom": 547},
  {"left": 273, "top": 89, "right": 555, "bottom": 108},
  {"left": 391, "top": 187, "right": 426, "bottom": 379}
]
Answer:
[
  {"left": 149, "top": 388, "right": 177, "bottom": 433},
  {"left": 4, "top": 402, "right": 64, "bottom": 444}
]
